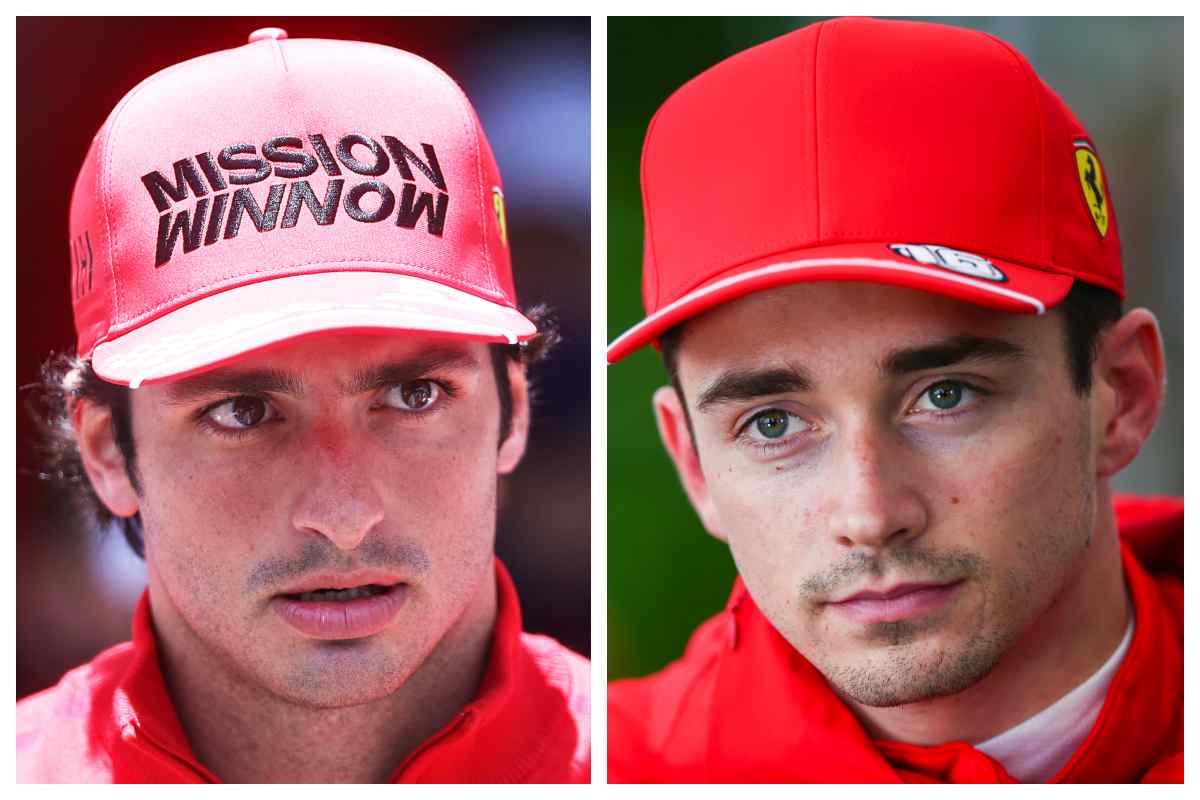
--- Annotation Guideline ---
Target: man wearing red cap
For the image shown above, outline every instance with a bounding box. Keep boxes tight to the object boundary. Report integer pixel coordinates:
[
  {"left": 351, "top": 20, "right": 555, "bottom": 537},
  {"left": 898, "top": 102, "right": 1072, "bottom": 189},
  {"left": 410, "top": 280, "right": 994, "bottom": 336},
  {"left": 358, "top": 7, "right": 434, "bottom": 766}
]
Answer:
[
  {"left": 18, "top": 28, "right": 588, "bottom": 783},
  {"left": 608, "top": 18, "right": 1180, "bottom": 783}
]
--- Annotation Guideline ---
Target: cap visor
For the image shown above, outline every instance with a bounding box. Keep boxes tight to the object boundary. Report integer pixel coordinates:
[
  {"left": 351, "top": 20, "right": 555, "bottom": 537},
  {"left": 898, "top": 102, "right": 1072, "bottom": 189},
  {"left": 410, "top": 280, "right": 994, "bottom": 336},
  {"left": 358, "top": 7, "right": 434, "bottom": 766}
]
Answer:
[
  {"left": 92, "top": 272, "right": 537, "bottom": 387},
  {"left": 607, "top": 242, "right": 1074, "bottom": 363}
]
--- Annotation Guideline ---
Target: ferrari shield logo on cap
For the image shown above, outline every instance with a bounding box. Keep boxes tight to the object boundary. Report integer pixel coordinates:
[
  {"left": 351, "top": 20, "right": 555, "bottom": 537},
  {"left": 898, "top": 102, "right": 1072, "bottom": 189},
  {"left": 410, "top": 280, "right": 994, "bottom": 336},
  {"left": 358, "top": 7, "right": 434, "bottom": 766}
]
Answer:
[
  {"left": 1074, "top": 140, "right": 1109, "bottom": 237},
  {"left": 492, "top": 186, "right": 508, "bottom": 247}
]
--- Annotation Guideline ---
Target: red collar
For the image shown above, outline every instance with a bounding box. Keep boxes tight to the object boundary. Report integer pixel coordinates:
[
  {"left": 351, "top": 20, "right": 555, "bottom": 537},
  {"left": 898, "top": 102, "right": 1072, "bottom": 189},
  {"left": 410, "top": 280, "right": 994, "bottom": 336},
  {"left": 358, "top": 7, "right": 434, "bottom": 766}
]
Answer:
[
  {"left": 110, "top": 559, "right": 579, "bottom": 782},
  {"left": 702, "top": 530, "right": 1182, "bottom": 782}
]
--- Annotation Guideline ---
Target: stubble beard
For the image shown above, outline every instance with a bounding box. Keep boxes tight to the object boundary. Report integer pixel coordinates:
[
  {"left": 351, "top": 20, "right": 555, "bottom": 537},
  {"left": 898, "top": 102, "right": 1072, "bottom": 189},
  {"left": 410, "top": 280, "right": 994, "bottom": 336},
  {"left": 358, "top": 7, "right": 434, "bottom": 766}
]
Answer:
[
  {"left": 816, "top": 595, "right": 1018, "bottom": 708},
  {"left": 808, "top": 411, "right": 1098, "bottom": 709}
]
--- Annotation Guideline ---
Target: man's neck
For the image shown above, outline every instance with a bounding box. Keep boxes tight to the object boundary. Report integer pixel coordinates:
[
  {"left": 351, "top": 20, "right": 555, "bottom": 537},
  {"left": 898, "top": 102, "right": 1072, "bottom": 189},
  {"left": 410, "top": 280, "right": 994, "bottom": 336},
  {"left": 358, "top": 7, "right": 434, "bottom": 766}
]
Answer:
[
  {"left": 151, "top": 575, "right": 497, "bottom": 783},
  {"left": 845, "top": 492, "right": 1131, "bottom": 746}
]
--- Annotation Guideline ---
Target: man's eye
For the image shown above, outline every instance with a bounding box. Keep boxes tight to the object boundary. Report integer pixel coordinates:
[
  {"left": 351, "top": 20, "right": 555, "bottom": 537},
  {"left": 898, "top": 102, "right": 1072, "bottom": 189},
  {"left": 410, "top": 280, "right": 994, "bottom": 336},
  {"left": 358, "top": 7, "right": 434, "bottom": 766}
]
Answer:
[
  {"left": 207, "top": 396, "right": 275, "bottom": 430},
  {"left": 913, "top": 380, "right": 977, "bottom": 413},
  {"left": 745, "top": 408, "right": 804, "bottom": 441},
  {"left": 382, "top": 380, "right": 440, "bottom": 412}
]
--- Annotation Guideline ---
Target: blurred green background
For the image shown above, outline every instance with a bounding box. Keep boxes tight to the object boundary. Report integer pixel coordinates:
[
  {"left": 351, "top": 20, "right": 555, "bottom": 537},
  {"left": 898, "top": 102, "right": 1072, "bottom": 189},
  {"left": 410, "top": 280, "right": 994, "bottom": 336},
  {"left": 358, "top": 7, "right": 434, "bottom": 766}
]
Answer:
[{"left": 607, "top": 17, "right": 1183, "bottom": 680}]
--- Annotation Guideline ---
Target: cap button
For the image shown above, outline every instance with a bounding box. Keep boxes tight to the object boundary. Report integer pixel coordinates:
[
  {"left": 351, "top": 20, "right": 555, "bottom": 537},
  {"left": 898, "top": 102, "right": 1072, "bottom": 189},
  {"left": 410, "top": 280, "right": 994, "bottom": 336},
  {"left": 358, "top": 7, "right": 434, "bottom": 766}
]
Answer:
[{"left": 248, "top": 27, "right": 288, "bottom": 43}]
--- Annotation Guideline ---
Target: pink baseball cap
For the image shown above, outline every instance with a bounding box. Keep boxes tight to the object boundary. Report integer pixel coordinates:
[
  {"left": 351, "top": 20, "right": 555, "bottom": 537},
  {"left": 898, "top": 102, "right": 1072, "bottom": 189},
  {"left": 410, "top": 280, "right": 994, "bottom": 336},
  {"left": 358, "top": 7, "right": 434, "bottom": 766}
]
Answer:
[
  {"left": 607, "top": 17, "right": 1124, "bottom": 363},
  {"left": 69, "top": 27, "right": 535, "bottom": 387}
]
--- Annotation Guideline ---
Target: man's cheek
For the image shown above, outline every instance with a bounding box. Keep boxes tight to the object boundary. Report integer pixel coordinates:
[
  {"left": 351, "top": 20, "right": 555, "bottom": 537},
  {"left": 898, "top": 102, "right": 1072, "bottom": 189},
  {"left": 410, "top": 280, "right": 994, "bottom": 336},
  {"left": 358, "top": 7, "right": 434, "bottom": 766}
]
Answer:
[
  {"left": 718, "top": 486, "right": 818, "bottom": 592},
  {"left": 977, "top": 424, "right": 1077, "bottom": 519}
]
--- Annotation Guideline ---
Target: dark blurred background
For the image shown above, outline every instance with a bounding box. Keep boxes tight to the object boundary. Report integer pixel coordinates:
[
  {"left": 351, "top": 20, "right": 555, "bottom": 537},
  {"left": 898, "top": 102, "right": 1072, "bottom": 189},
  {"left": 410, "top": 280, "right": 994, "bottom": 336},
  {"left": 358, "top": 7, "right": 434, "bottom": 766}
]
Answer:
[
  {"left": 16, "top": 16, "right": 590, "bottom": 699},
  {"left": 608, "top": 17, "right": 1183, "bottom": 680}
]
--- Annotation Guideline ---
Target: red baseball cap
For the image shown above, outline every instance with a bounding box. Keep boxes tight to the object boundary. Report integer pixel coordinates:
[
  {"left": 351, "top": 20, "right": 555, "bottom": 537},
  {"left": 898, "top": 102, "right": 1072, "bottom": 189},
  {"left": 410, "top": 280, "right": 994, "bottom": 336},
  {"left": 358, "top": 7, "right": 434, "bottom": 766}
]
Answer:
[
  {"left": 607, "top": 17, "right": 1124, "bottom": 363},
  {"left": 69, "top": 27, "right": 535, "bottom": 388}
]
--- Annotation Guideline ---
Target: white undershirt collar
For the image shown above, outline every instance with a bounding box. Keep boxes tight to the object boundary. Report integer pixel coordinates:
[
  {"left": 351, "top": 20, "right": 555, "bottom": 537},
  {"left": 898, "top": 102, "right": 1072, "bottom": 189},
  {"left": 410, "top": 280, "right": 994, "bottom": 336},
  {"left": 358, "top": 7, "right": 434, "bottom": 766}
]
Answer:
[{"left": 974, "top": 614, "right": 1135, "bottom": 782}]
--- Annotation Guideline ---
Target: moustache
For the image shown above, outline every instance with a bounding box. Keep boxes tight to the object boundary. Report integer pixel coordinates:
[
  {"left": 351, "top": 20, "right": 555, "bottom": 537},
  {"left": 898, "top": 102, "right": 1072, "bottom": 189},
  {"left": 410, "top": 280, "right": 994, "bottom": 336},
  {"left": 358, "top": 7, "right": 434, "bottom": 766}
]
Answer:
[
  {"left": 799, "top": 547, "right": 984, "bottom": 602},
  {"left": 244, "top": 537, "right": 432, "bottom": 594}
]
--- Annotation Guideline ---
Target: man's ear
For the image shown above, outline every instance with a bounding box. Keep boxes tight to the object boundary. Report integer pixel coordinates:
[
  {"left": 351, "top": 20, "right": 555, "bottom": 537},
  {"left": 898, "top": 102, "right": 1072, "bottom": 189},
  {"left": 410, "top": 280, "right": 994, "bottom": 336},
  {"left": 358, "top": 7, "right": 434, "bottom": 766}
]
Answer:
[
  {"left": 71, "top": 398, "right": 140, "bottom": 517},
  {"left": 1091, "top": 308, "right": 1166, "bottom": 479},
  {"left": 497, "top": 359, "right": 530, "bottom": 475},
  {"left": 652, "top": 386, "right": 726, "bottom": 541}
]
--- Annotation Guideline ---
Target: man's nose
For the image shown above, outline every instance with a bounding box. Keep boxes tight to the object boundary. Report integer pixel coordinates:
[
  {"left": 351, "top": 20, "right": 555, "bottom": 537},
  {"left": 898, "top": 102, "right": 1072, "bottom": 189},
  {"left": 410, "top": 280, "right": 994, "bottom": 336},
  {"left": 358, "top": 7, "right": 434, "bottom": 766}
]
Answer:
[
  {"left": 826, "top": 424, "right": 928, "bottom": 552},
  {"left": 289, "top": 427, "right": 385, "bottom": 551}
]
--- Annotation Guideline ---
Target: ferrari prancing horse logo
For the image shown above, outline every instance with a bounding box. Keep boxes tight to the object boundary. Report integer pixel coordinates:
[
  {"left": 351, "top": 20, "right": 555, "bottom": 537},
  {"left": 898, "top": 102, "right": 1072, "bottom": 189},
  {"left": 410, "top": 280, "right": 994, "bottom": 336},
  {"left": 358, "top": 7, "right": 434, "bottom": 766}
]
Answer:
[
  {"left": 492, "top": 186, "right": 508, "bottom": 248},
  {"left": 1074, "top": 140, "right": 1109, "bottom": 238}
]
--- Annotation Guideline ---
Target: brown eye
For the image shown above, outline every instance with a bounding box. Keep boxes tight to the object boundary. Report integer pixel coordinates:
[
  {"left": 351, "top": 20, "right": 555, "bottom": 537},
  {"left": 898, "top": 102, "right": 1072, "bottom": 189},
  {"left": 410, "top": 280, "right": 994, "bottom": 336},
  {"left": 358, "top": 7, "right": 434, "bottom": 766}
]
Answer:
[
  {"left": 385, "top": 380, "right": 440, "bottom": 411},
  {"left": 208, "top": 396, "right": 274, "bottom": 430},
  {"left": 232, "top": 397, "right": 267, "bottom": 426}
]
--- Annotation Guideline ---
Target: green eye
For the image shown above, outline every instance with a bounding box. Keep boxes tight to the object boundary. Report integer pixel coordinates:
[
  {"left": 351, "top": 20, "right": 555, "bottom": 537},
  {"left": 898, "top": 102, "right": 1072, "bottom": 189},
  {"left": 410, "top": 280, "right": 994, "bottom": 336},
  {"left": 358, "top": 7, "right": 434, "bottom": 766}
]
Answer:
[
  {"left": 753, "top": 409, "right": 791, "bottom": 439},
  {"left": 926, "top": 381, "right": 964, "bottom": 410}
]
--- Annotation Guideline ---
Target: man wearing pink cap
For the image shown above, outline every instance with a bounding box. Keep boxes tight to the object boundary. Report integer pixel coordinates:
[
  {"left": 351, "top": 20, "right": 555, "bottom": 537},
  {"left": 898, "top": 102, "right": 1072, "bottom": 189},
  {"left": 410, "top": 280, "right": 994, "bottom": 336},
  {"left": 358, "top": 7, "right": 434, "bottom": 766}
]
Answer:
[
  {"left": 608, "top": 18, "right": 1180, "bottom": 783},
  {"left": 18, "top": 28, "right": 588, "bottom": 782}
]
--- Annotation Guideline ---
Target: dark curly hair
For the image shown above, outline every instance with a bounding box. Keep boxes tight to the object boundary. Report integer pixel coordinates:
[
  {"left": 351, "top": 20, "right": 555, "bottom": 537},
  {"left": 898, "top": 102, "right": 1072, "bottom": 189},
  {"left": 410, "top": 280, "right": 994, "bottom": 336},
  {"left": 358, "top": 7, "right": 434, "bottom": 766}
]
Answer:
[{"left": 28, "top": 305, "right": 560, "bottom": 559}]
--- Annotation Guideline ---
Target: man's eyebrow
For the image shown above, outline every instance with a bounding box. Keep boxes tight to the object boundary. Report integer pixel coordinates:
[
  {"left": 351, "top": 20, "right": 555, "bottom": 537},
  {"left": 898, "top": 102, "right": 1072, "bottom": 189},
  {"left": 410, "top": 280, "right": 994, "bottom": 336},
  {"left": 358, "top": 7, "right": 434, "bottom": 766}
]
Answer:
[
  {"left": 695, "top": 366, "right": 813, "bottom": 412},
  {"left": 341, "top": 346, "right": 482, "bottom": 395},
  {"left": 160, "top": 347, "right": 482, "bottom": 404},
  {"left": 880, "top": 335, "right": 1029, "bottom": 376},
  {"left": 161, "top": 369, "right": 304, "bottom": 404}
]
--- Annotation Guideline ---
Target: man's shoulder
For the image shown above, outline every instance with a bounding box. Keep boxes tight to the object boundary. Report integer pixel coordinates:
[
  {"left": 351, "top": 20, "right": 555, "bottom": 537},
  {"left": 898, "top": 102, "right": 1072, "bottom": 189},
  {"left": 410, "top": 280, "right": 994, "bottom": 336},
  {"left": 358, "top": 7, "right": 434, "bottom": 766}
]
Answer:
[
  {"left": 516, "top": 631, "right": 591, "bottom": 733},
  {"left": 1115, "top": 494, "right": 1183, "bottom": 633},
  {"left": 1115, "top": 494, "right": 1183, "bottom": 575},
  {"left": 512, "top": 632, "right": 591, "bottom": 781},
  {"left": 608, "top": 609, "right": 731, "bottom": 782},
  {"left": 517, "top": 631, "right": 590, "bottom": 704},
  {"left": 17, "top": 639, "right": 137, "bottom": 783}
]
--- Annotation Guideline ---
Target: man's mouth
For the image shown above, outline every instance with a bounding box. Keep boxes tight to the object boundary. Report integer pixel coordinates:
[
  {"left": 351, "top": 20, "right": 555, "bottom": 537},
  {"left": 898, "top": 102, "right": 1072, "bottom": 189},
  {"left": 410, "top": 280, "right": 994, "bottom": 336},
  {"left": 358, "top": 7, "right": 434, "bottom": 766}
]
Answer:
[
  {"left": 285, "top": 584, "right": 393, "bottom": 603},
  {"left": 271, "top": 579, "right": 409, "bottom": 639},
  {"left": 825, "top": 580, "right": 963, "bottom": 625}
]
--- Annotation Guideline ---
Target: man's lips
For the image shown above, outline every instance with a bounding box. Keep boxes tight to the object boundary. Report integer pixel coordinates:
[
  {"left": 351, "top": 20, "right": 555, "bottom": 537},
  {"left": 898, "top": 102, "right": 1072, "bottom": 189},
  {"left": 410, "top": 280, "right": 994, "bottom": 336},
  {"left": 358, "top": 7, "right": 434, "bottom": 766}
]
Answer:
[
  {"left": 824, "top": 580, "right": 963, "bottom": 625},
  {"left": 274, "top": 570, "right": 407, "bottom": 597},
  {"left": 267, "top": 571, "right": 412, "bottom": 640},
  {"left": 830, "top": 581, "right": 956, "bottom": 605}
]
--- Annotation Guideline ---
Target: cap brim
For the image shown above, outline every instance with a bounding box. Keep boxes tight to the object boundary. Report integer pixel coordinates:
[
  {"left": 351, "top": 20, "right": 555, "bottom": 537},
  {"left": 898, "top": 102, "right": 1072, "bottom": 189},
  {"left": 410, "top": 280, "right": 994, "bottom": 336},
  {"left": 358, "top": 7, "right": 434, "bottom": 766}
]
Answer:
[
  {"left": 607, "top": 243, "right": 1075, "bottom": 363},
  {"left": 92, "top": 272, "right": 537, "bottom": 387}
]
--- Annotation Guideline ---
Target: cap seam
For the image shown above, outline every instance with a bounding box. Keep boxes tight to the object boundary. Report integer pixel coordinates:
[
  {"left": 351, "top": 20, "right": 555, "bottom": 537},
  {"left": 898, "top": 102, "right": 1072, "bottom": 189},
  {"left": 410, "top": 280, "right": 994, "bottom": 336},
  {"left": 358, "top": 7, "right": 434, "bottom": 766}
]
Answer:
[
  {"left": 811, "top": 18, "right": 831, "bottom": 241},
  {"left": 981, "top": 30, "right": 1050, "bottom": 265},
  {"left": 470, "top": 106, "right": 498, "bottom": 295},
  {"left": 354, "top": 43, "right": 497, "bottom": 292},
  {"left": 103, "top": 261, "right": 511, "bottom": 337},
  {"left": 91, "top": 131, "right": 118, "bottom": 349},
  {"left": 269, "top": 36, "right": 288, "bottom": 72},
  {"left": 99, "top": 48, "right": 235, "bottom": 329},
  {"left": 641, "top": 106, "right": 667, "bottom": 310},
  {"left": 439, "top": 65, "right": 497, "bottom": 295}
]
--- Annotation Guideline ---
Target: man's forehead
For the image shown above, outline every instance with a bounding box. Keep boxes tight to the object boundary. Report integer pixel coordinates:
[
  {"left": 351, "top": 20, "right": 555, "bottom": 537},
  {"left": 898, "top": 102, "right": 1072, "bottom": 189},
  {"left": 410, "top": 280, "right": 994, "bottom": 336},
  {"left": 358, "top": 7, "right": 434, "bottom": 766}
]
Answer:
[{"left": 674, "top": 282, "right": 1043, "bottom": 381}]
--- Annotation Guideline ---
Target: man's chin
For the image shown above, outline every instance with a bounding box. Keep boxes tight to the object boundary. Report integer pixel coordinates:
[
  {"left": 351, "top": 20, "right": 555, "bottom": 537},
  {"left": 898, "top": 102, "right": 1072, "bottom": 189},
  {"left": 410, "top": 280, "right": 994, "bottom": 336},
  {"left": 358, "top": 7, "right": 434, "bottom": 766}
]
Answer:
[
  {"left": 257, "top": 642, "right": 414, "bottom": 709},
  {"left": 275, "top": 685, "right": 398, "bottom": 710},
  {"left": 819, "top": 636, "right": 1008, "bottom": 709},
  {"left": 267, "top": 673, "right": 407, "bottom": 710}
]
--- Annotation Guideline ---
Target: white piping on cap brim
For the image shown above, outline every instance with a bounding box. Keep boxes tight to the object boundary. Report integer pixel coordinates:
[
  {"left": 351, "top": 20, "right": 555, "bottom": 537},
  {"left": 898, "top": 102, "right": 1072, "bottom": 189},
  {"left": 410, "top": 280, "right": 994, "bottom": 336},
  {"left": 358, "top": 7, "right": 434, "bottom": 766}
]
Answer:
[{"left": 607, "top": 256, "right": 1047, "bottom": 357}]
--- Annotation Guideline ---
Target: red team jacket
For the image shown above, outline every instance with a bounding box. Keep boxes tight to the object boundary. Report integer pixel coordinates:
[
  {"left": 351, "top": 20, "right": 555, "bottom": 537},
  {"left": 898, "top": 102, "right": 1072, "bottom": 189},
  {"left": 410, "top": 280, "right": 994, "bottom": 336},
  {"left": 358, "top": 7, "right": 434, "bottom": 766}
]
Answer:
[
  {"left": 17, "top": 560, "right": 590, "bottom": 783},
  {"left": 609, "top": 496, "right": 1183, "bottom": 783}
]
